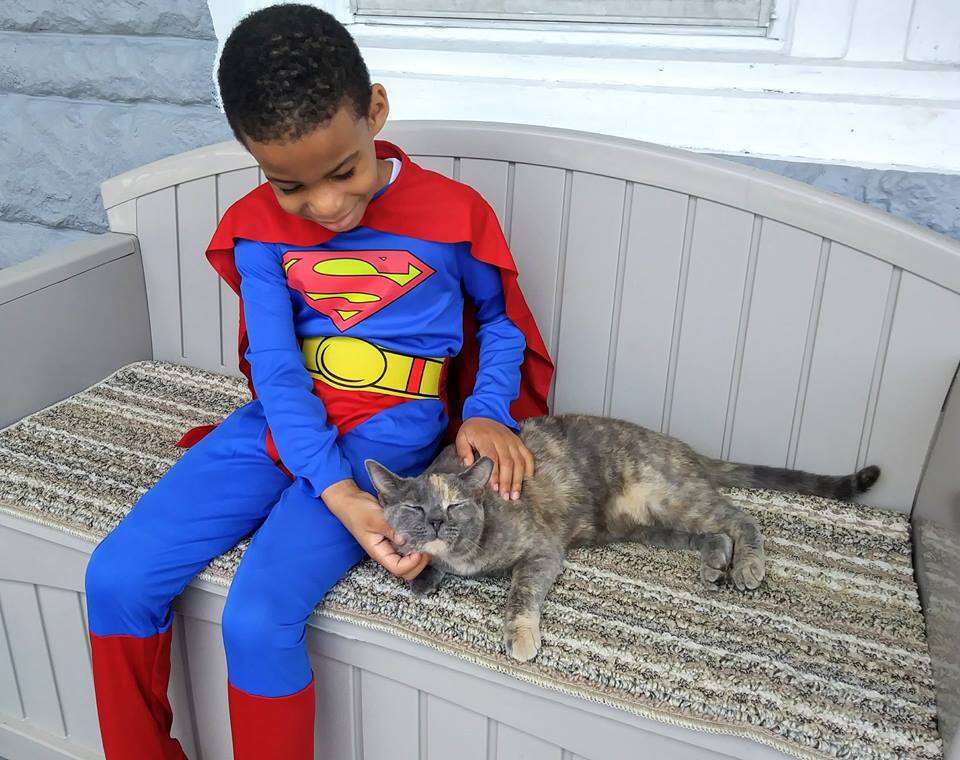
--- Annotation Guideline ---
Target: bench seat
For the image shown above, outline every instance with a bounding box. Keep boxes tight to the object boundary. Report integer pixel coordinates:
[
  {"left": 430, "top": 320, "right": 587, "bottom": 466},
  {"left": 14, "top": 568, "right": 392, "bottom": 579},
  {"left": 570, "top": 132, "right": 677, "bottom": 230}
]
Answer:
[{"left": 0, "top": 360, "right": 943, "bottom": 760}]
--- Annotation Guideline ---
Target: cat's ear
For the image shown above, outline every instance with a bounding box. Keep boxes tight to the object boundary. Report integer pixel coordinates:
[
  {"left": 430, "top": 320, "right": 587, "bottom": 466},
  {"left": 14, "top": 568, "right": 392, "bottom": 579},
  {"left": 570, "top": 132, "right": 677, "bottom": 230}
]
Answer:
[
  {"left": 365, "top": 459, "right": 404, "bottom": 499},
  {"left": 459, "top": 456, "right": 494, "bottom": 492}
]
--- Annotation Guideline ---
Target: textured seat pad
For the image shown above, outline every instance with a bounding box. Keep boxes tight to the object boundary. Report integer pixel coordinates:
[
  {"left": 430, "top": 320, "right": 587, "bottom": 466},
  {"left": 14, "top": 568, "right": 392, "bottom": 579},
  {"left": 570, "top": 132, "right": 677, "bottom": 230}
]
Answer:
[{"left": 0, "top": 361, "right": 942, "bottom": 760}]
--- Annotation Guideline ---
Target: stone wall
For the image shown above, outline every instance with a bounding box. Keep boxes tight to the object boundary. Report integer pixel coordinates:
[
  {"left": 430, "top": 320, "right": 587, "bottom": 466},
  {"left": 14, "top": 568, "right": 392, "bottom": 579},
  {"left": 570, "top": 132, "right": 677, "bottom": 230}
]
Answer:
[
  {"left": 722, "top": 156, "right": 960, "bottom": 243},
  {"left": 0, "top": 0, "right": 232, "bottom": 268},
  {"left": 0, "top": 1, "right": 956, "bottom": 270}
]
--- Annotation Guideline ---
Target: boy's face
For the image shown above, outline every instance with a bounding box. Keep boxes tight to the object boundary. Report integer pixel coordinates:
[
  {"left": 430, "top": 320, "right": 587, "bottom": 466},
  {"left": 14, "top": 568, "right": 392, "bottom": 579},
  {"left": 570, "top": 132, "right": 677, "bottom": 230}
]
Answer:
[{"left": 242, "top": 85, "right": 391, "bottom": 233}]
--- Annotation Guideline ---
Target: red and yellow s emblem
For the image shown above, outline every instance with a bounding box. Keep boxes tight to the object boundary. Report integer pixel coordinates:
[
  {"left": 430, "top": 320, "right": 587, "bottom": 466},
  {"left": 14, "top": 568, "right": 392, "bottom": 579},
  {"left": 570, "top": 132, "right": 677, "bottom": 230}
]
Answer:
[{"left": 281, "top": 249, "right": 434, "bottom": 331}]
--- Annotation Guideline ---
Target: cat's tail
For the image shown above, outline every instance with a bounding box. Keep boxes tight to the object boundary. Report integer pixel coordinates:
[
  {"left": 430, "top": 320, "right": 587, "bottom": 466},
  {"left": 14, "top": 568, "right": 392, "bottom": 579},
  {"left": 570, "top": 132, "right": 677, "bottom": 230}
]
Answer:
[{"left": 700, "top": 457, "right": 881, "bottom": 500}]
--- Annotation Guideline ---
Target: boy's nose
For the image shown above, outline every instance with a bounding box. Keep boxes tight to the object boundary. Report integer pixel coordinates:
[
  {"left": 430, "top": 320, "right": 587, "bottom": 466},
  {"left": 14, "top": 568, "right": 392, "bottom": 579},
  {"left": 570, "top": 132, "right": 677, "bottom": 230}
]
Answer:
[
  {"left": 304, "top": 193, "right": 349, "bottom": 222},
  {"left": 308, "top": 205, "right": 347, "bottom": 224}
]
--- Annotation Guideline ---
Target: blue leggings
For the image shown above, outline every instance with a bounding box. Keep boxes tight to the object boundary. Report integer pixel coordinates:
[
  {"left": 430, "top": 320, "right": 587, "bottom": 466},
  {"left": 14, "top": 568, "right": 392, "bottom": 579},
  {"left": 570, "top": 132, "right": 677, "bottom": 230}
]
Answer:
[{"left": 84, "top": 397, "right": 442, "bottom": 697}]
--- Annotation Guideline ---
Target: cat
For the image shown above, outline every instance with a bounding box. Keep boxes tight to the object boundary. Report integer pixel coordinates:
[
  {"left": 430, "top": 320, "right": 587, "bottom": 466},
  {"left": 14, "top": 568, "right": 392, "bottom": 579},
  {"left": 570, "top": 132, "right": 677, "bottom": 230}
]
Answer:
[{"left": 364, "top": 413, "right": 880, "bottom": 662}]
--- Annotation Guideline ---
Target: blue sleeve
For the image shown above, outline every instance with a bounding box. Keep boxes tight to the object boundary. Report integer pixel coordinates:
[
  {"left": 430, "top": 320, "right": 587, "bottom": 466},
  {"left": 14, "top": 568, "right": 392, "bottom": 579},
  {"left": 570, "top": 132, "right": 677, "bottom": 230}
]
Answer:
[
  {"left": 234, "top": 238, "right": 354, "bottom": 499},
  {"left": 458, "top": 247, "right": 526, "bottom": 431}
]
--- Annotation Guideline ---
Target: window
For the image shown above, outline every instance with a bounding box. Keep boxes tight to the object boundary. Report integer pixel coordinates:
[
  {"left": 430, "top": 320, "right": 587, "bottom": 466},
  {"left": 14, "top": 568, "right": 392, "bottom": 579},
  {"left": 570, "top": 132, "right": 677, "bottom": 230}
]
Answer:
[{"left": 351, "top": 1, "right": 775, "bottom": 34}]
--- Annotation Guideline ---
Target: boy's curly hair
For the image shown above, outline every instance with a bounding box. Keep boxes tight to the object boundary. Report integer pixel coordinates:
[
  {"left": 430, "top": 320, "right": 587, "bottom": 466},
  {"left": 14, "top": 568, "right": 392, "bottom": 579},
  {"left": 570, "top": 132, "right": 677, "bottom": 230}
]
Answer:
[{"left": 218, "top": 3, "right": 372, "bottom": 145}]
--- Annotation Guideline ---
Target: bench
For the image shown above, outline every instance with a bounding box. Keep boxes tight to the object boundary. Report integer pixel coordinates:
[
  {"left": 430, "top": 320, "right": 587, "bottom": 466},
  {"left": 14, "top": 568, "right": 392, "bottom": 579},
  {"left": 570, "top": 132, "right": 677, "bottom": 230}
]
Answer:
[{"left": 1, "top": 120, "right": 958, "bottom": 760}]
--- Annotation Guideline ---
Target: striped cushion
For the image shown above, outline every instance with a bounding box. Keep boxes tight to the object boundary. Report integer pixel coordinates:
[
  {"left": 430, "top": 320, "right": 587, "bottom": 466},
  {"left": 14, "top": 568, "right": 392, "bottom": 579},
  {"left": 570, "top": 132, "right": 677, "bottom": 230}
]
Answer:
[{"left": 0, "top": 361, "right": 942, "bottom": 760}]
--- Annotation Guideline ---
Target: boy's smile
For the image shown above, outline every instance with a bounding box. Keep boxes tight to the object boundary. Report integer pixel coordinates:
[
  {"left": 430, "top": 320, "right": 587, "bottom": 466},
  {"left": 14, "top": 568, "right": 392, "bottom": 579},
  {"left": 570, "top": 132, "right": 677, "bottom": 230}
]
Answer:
[{"left": 241, "top": 85, "right": 393, "bottom": 233}]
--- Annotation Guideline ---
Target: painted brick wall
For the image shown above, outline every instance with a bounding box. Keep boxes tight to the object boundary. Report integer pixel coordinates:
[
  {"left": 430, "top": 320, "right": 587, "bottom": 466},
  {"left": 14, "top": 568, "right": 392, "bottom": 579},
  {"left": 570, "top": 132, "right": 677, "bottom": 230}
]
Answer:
[
  {"left": 722, "top": 156, "right": 960, "bottom": 243},
  {"left": 1, "top": 1, "right": 957, "bottom": 270},
  {"left": 0, "top": 0, "right": 232, "bottom": 268}
]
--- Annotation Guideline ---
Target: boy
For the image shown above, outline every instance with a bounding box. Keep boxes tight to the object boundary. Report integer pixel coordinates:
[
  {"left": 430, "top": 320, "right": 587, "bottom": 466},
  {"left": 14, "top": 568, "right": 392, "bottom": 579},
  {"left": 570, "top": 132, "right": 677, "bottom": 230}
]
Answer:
[{"left": 83, "top": 3, "right": 553, "bottom": 759}]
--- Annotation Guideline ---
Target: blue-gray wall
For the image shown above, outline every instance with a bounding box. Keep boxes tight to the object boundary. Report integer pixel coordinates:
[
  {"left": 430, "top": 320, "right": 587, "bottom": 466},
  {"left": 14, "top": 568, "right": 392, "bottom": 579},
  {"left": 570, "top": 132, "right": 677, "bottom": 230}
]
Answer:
[
  {"left": 0, "top": 2, "right": 957, "bottom": 269},
  {"left": 721, "top": 156, "right": 960, "bottom": 243},
  {"left": 0, "top": 0, "right": 232, "bottom": 268}
]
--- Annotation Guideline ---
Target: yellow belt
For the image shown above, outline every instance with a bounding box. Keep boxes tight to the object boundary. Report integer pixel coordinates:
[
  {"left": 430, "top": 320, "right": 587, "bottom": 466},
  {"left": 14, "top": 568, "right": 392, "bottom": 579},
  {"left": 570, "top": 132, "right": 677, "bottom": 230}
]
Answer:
[{"left": 301, "top": 336, "right": 445, "bottom": 399}]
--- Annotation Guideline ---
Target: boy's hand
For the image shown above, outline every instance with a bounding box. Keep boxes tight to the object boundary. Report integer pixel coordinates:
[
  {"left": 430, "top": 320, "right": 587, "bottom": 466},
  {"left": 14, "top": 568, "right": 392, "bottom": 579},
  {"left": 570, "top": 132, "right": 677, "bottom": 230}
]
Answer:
[
  {"left": 322, "top": 479, "right": 430, "bottom": 581},
  {"left": 455, "top": 417, "right": 534, "bottom": 501}
]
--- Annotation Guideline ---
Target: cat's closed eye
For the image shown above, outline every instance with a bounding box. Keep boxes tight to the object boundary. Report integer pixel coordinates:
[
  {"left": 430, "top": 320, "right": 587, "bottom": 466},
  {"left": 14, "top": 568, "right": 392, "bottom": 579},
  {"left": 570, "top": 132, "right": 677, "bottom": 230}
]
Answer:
[
  {"left": 400, "top": 504, "right": 425, "bottom": 514},
  {"left": 447, "top": 501, "right": 469, "bottom": 511}
]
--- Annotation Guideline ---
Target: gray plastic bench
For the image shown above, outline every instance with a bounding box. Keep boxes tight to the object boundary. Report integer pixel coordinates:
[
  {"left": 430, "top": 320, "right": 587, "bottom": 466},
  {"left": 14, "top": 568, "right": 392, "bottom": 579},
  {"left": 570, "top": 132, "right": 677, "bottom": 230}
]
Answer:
[{"left": 1, "top": 120, "right": 958, "bottom": 760}]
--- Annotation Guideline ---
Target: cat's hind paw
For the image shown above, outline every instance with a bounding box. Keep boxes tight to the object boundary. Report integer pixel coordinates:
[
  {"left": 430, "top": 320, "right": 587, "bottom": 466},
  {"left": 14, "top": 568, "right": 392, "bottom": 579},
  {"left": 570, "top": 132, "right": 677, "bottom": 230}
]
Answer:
[
  {"left": 700, "top": 563, "right": 726, "bottom": 588},
  {"left": 503, "top": 619, "right": 542, "bottom": 662},
  {"left": 699, "top": 533, "right": 733, "bottom": 588},
  {"left": 731, "top": 552, "right": 765, "bottom": 591}
]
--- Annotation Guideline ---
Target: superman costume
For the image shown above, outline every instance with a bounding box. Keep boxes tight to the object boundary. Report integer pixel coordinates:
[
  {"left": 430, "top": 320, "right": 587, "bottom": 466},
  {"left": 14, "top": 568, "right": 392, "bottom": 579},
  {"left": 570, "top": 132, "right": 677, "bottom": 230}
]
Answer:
[{"left": 83, "top": 139, "right": 553, "bottom": 759}]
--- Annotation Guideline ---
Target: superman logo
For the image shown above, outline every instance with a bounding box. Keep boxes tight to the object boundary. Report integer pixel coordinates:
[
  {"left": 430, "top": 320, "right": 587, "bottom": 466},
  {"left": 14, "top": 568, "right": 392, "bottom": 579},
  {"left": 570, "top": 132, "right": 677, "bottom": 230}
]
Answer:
[{"left": 281, "top": 248, "right": 435, "bottom": 331}]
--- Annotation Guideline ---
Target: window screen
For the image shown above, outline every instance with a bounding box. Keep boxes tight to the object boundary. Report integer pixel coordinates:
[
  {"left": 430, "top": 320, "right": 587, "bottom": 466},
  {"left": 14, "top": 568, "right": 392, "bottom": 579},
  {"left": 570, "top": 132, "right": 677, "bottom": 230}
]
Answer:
[{"left": 353, "top": 1, "right": 774, "bottom": 29}]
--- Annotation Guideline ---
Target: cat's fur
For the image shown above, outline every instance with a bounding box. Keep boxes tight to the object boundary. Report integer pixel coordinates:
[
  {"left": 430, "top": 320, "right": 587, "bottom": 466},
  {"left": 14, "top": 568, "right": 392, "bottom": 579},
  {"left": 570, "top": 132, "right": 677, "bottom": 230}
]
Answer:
[{"left": 365, "top": 413, "right": 880, "bottom": 662}]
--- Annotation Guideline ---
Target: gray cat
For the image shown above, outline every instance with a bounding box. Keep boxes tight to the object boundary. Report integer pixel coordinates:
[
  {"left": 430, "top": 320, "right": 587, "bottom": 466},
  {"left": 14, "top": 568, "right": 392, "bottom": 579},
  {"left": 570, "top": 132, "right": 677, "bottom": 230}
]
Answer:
[{"left": 364, "top": 413, "right": 880, "bottom": 662}]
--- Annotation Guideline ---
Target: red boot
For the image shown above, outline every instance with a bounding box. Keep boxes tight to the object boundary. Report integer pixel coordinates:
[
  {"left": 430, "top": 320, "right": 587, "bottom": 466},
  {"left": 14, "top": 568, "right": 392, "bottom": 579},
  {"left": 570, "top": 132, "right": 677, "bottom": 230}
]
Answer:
[
  {"left": 227, "top": 674, "right": 316, "bottom": 760},
  {"left": 88, "top": 626, "right": 187, "bottom": 759}
]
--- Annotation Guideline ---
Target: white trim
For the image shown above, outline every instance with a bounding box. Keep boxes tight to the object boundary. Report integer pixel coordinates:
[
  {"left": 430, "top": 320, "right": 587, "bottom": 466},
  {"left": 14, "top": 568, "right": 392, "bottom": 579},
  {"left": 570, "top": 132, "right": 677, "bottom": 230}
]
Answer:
[
  {"left": 358, "top": 46, "right": 960, "bottom": 102},
  {"left": 368, "top": 65, "right": 960, "bottom": 173},
  {"left": 205, "top": 1, "right": 959, "bottom": 172},
  {"left": 787, "top": 0, "right": 856, "bottom": 58}
]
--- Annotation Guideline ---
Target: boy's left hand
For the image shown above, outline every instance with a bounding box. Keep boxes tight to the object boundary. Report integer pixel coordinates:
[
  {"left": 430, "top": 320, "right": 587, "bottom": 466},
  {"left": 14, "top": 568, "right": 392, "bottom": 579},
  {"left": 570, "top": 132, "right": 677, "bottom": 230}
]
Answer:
[{"left": 455, "top": 417, "right": 534, "bottom": 501}]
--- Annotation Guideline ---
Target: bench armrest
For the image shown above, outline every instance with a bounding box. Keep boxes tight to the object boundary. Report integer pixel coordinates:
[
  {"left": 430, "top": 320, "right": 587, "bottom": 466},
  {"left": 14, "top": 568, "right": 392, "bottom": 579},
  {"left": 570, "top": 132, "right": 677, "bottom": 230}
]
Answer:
[
  {"left": 0, "top": 233, "right": 152, "bottom": 429},
  {"left": 912, "top": 361, "right": 960, "bottom": 760}
]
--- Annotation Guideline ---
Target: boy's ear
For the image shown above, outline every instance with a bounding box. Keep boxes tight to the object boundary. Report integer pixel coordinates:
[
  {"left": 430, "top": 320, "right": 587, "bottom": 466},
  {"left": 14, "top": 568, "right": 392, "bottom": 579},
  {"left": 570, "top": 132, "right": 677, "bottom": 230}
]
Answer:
[
  {"left": 459, "top": 457, "right": 494, "bottom": 492},
  {"left": 364, "top": 459, "right": 404, "bottom": 499}
]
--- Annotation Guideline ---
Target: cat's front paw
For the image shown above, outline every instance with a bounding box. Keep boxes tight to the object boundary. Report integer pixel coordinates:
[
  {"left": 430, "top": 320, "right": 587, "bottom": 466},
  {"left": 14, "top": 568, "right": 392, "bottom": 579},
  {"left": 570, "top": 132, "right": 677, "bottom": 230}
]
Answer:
[
  {"left": 503, "top": 618, "right": 542, "bottom": 662},
  {"left": 394, "top": 535, "right": 417, "bottom": 557},
  {"left": 409, "top": 567, "right": 443, "bottom": 598}
]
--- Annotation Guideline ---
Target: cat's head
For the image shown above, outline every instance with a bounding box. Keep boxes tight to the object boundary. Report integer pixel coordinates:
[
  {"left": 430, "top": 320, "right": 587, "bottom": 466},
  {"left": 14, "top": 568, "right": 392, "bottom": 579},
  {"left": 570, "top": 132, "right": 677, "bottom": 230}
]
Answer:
[{"left": 364, "top": 457, "right": 494, "bottom": 558}]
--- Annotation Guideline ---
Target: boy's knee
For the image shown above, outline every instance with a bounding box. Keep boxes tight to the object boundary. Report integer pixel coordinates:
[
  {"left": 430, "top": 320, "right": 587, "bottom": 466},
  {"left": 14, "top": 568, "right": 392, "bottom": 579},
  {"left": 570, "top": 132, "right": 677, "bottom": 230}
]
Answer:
[
  {"left": 84, "top": 536, "right": 162, "bottom": 632},
  {"left": 85, "top": 538, "right": 125, "bottom": 601},
  {"left": 221, "top": 593, "right": 286, "bottom": 656},
  {"left": 221, "top": 590, "right": 317, "bottom": 697}
]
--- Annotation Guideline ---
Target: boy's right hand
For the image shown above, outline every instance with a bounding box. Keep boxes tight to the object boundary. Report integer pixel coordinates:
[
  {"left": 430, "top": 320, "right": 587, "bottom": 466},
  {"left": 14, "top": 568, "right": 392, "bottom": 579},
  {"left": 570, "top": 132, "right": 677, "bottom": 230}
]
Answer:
[{"left": 322, "top": 479, "right": 430, "bottom": 581}]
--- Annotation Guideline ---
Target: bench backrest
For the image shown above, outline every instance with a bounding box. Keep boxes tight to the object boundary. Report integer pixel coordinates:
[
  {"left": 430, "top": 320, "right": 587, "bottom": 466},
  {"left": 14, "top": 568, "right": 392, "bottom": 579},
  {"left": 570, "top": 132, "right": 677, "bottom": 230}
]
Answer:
[{"left": 100, "top": 120, "right": 960, "bottom": 511}]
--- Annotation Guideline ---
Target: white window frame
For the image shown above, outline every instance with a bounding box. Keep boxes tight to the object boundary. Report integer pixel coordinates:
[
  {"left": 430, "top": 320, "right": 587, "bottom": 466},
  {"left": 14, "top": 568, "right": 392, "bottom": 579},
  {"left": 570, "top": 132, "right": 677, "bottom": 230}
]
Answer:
[
  {"left": 340, "top": 1, "right": 794, "bottom": 58},
  {"left": 350, "top": 0, "right": 776, "bottom": 37}
]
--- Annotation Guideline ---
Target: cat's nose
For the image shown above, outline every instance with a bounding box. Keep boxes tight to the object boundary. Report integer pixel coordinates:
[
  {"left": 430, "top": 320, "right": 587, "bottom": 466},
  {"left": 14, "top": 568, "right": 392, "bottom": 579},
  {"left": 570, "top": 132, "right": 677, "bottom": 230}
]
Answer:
[{"left": 429, "top": 519, "right": 443, "bottom": 534}]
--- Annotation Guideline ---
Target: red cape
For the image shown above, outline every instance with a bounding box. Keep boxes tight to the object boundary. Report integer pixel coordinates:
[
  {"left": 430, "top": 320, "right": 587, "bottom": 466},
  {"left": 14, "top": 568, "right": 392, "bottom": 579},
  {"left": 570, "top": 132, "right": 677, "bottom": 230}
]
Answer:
[{"left": 176, "top": 139, "right": 554, "bottom": 451}]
